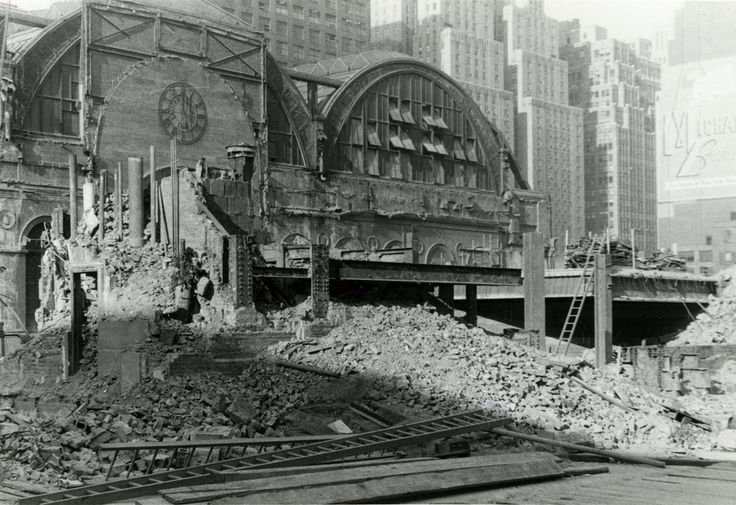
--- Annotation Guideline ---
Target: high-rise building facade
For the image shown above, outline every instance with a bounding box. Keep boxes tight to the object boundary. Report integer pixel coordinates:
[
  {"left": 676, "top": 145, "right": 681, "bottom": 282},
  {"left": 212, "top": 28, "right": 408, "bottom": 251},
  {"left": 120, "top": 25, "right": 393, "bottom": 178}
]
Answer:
[
  {"left": 369, "top": 0, "right": 417, "bottom": 55},
  {"left": 561, "top": 25, "right": 660, "bottom": 252},
  {"left": 503, "top": 0, "right": 585, "bottom": 247},
  {"left": 657, "top": 2, "right": 736, "bottom": 274},
  {"left": 669, "top": 1, "right": 736, "bottom": 66},
  {"left": 212, "top": 0, "right": 370, "bottom": 67},
  {"left": 409, "top": 0, "right": 515, "bottom": 149}
]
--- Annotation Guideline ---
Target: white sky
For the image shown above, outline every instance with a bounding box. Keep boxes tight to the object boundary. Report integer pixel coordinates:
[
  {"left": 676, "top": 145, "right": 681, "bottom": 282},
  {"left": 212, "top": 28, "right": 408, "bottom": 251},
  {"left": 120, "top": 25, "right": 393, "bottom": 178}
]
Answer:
[
  {"left": 13, "top": 0, "right": 729, "bottom": 43},
  {"left": 545, "top": 0, "right": 686, "bottom": 41}
]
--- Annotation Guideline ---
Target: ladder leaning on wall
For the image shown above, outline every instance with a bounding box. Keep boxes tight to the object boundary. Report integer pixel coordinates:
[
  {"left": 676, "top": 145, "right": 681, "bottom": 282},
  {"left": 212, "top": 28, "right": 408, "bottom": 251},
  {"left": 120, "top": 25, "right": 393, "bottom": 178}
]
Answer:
[{"left": 554, "top": 235, "right": 604, "bottom": 356}]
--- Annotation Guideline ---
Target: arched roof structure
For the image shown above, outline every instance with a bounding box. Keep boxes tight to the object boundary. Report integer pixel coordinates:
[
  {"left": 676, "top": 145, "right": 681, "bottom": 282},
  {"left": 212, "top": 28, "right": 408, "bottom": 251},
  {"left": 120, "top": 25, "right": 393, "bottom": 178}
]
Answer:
[{"left": 293, "top": 52, "right": 530, "bottom": 191}]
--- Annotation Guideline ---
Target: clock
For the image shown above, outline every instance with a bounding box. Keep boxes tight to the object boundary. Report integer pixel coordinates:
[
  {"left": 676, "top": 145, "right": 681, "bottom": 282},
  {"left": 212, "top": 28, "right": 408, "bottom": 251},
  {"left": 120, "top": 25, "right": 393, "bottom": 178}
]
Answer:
[{"left": 158, "top": 82, "right": 208, "bottom": 144}]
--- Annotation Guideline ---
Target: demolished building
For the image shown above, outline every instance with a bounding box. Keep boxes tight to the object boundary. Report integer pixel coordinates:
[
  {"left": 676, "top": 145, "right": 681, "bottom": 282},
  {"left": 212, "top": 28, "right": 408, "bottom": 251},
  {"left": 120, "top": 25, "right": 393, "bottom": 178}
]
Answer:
[{"left": 0, "top": 0, "right": 546, "bottom": 345}]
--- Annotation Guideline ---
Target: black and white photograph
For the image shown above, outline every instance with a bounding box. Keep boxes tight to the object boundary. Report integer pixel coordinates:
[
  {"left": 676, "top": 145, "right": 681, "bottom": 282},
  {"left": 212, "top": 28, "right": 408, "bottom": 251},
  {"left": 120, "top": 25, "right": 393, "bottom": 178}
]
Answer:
[{"left": 0, "top": 0, "right": 735, "bottom": 503}]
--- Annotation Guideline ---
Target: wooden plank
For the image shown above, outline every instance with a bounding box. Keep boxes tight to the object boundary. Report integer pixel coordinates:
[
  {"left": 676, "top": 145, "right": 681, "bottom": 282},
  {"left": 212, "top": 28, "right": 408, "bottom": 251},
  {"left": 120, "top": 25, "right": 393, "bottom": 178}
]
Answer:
[
  {"left": 209, "top": 457, "right": 565, "bottom": 504},
  {"left": 710, "top": 462, "right": 736, "bottom": 472},
  {"left": 163, "top": 452, "right": 563, "bottom": 504},
  {"left": 667, "top": 469, "right": 736, "bottom": 482},
  {"left": 581, "top": 480, "right": 736, "bottom": 502}
]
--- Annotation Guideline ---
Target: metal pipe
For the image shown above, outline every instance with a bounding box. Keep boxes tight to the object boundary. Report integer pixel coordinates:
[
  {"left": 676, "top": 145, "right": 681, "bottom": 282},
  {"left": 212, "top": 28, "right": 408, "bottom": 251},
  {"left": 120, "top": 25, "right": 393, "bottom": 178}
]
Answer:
[
  {"left": 127, "top": 157, "right": 144, "bottom": 247},
  {"left": 68, "top": 154, "right": 77, "bottom": 238},
  {"left": 491, "top": 427, "right": 665, "bottom": 468}
]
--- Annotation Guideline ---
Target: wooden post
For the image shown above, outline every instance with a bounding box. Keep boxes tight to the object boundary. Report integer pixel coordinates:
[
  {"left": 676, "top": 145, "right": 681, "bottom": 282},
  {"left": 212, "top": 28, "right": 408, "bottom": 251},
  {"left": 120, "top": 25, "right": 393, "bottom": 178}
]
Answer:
[
  {"left": 150, "top": 146, "right": 157, "bottom": 243},
  {"left": 98, "top": 169, "right": 106, "bottom": 241},
  {"left": 465, "top": 284, "right": 478, "bottom": 326},
  {"left": 68, "top": 154, "right": 77, "bottom": 239},
  {"left": 171, "top": 139, "right": 179, "bottom": 257},
  {"left": 523, "top": 232, "right": 545, "bottom": 351},
  {"left": 594, "top": 253, "right": 613, "bottom": 367},
  {"left": 114, "top": 162, "right": 122, "bottom": 238},
  {"left": 127, "top": 157, "right": 144, "bottom": 247}
]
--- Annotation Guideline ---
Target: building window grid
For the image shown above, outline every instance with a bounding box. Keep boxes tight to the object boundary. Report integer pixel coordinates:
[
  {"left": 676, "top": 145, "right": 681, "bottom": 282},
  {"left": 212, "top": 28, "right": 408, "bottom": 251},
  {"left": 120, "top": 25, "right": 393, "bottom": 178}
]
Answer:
[
  {"left": 23, "top": 43, "right": 81, "bottom": 137},
  {"left": 334, "top": 74, "right": 490, "bottom": 190}
]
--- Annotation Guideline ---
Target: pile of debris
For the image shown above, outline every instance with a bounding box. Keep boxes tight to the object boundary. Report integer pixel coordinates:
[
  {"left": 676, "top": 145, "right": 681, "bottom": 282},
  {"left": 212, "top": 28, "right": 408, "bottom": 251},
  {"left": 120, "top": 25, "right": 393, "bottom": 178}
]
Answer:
[
  {"left": 269, "top": 303, "right": 713, "bottom": 454},
  {"left": 564, "top": 237, "right": 686, "bottom": 271},
  {"left": 668, "top": 267, "right": 736, "bottom": 345},
  {"left": 0, "top": 359, "right": 328, "bottom": 487}
]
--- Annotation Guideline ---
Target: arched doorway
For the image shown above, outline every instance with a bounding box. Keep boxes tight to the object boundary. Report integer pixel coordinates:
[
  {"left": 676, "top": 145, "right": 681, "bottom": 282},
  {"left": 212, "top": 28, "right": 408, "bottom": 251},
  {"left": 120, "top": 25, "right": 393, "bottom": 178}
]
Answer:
[{"left": 23, "top": 217, "right": 51, "bottom": 333}]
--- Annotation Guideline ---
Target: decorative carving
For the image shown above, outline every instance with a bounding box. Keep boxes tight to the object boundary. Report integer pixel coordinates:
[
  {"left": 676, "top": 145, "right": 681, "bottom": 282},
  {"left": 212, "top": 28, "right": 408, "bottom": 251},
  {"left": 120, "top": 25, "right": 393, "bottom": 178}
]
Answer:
[{"left": 0, "top": 209, "right": 16, "bottom": 230}]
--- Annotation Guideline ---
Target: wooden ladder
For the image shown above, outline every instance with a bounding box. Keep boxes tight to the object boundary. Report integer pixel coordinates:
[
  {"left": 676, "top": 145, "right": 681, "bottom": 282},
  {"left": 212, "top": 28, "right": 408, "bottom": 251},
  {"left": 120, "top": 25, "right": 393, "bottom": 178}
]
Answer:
[
  {"left": 20, "top": 410, "right": 510, "bottom": 505},
  {"left": 554, "top": 235, "right": 604, "bottom": 356}
]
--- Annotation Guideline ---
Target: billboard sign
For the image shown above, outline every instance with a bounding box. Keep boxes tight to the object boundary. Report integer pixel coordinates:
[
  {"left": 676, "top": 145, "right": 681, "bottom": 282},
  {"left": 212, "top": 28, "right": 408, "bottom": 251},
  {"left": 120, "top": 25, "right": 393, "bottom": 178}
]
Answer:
[{"left": 657, "top": 55, "right": 736, "bottom": 203}]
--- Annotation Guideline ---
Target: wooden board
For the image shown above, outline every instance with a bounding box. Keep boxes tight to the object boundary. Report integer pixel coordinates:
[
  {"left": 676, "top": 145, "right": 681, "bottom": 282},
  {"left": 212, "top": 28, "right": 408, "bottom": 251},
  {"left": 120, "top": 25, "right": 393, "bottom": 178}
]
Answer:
[
  {"left": 211, "top": 457, "right": 565, "bottom": 504},
  {"left": 415, "top": 463, "right": 736, "bottom": 505},
  {"left": 162, "top": 452, "right": 563, "bottom": 504}
]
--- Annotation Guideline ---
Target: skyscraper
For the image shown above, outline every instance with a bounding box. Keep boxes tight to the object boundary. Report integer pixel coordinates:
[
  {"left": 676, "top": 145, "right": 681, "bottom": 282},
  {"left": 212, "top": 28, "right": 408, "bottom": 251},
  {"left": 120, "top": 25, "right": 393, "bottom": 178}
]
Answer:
[
  {"left": 410, "top": 0, "right": 515, "bottom": 149},
  {"left": 369, "top": 0, "right": 417, "bottom": 55},
  {"left": 561, "top": 22, "right": 660, "bottom": 252},
  {"left": 503, "top": 0, "right": 585, "bottom": 247},
  {"left": 212, "top": 0, "right": 370, "bottom": 67}
]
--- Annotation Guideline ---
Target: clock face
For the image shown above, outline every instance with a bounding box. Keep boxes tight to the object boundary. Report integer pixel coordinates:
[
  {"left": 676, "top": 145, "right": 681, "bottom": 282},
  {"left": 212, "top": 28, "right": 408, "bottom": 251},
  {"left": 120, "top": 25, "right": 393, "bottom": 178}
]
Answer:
[{"left": 158, "top": 82, "right": 208, "bottom": 144}]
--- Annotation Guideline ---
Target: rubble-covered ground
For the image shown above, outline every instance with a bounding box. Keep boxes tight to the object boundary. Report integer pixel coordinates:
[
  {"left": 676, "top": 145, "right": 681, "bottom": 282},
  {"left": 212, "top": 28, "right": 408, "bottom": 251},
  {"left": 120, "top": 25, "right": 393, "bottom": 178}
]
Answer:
[
  {"left": 2, "top": 187, "right": 735, "bottom": 491},
  {"left": 668, "top": 266, "right": 736, "bottom": 345},
  {"left": 3, "top": 299, "right": 733, "bottom": 490}
]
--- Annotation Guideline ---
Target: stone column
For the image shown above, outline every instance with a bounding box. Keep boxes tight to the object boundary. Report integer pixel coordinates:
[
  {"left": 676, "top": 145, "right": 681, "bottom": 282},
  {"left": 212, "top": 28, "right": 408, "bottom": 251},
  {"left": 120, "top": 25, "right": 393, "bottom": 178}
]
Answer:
[
  {"left": 523, "top": 232, "right": 545, "bottom": 350},
  {"left": 594, "top": 253, "right": 613, "bottom": 367},
  {"left": 127, "top": 157, "right": 144, "bottom": 247}
]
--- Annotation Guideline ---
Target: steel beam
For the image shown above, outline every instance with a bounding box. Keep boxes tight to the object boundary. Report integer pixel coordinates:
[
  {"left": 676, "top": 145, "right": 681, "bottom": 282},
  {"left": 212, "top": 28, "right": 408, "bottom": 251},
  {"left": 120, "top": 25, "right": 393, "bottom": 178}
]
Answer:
[
  {"left": 230, "top": 235, "right": 253, "bottom": 308},
  {"left": 311, "top": 244, "right": 330, "bottom": 318},
  {"left": 465, "top": 284, "right": 478, "bottom": 326},
  {"left": 253, "top": 266, "right": 309, "bottom": 279},
  {"left": 594, "top": 254, "right": 613, "bottom": 367},
  {"left": 332, "top": 260, "right": 521, "bottom": 286}
]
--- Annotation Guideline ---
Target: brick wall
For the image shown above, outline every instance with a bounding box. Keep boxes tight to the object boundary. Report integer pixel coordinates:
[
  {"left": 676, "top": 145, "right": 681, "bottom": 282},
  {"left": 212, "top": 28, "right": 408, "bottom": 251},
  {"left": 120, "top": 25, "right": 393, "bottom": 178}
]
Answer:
[{"left": 97, "top": 57, "right": 257, "bottom": 181}]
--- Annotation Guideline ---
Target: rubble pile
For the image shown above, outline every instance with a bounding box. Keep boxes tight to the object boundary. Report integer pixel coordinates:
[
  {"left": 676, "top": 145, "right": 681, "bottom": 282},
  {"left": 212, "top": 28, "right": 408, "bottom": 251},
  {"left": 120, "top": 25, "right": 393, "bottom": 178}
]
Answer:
[
  {"left": 565, "top": 237, "right": 686, "bottom": 271},
  {"left": 98, "top": 242, "right": 178, "bottom": 320},
  {"left": 0, "top": 361, "right": 326, "bottom": 486},
  {"left": 668, "top": 266, "right": 736, "bottom": 345},
  {"left": 269, "top": 304, "right": 712, "bottom": 453}
]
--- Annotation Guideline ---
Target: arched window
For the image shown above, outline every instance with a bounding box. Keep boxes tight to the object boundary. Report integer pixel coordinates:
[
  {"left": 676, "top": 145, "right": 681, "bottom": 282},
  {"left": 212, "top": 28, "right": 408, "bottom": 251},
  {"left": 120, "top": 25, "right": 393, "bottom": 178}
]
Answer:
[
  {"left": 266, "top": 87, "right": 305, "bottom": 166},
  {"left": 334, "top": 73, "right": 493, "bottom": 191},
  {"left": 22, "top": 43, "right": 81, "bottom": 137}
]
